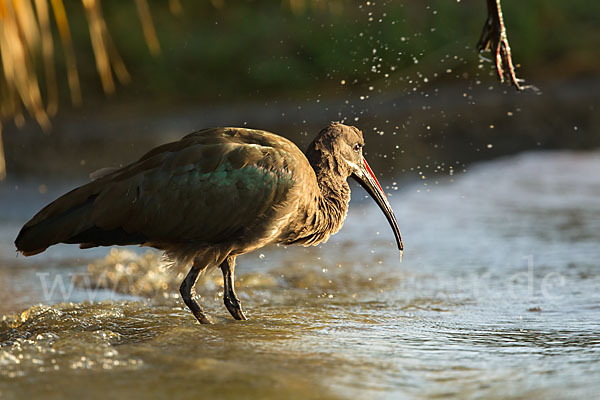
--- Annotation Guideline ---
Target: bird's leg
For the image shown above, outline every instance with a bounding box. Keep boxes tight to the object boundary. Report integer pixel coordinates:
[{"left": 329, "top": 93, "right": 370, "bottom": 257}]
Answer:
[
  {"left": 220, "top": 256, "right": 247, "bottom": 321},
  {"left": 477, "top": 0, "right": 535, "bottom": 91},
  {"left": 180, "top": 265, "right": 213, "bottom": 324}
]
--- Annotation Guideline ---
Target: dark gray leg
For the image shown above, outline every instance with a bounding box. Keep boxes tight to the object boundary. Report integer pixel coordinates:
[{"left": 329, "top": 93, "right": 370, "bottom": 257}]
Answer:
[
  {"left": 220, "top": 256, "right": 247, "bottom": 321},
  {"left": 180, "top": 266, "right": 213, "bottom": 324}
]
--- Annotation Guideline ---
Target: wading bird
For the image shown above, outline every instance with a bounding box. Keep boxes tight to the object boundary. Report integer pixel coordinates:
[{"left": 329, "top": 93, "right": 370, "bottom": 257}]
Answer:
[{"left": 15, "top": 123, "right": 402, "bottom": 324}]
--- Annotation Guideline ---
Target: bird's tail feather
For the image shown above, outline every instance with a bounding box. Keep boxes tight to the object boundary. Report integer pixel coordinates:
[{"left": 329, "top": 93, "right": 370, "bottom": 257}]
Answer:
[
  {"left": 15, "top": 177, "right": 149, "bottom": 256},
  {"left": 15, "top": 194, "right": 97, "bottom": 256}
]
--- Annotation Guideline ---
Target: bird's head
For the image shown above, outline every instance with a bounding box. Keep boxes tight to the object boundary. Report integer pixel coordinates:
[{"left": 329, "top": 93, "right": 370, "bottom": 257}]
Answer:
[
  {"left": 307, "top": 122, "right": 404, "bottom": 257},
  {"left": 306, "top": 122, "right": 364, "bottom": 176}
]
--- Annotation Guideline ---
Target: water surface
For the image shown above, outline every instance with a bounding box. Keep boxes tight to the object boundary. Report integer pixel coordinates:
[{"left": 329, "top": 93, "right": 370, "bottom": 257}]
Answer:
[{"left": 1, "top": 151, "right": 599, "bottom": 399}]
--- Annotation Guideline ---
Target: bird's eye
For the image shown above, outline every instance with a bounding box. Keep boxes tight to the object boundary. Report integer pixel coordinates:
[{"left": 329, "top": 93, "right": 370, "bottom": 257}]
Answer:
[{"left": 353, "top": 143, "right": 362, "bottom": 152}]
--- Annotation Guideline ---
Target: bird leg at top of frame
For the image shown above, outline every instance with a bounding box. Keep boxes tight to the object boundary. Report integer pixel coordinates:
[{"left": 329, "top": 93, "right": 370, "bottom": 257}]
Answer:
[{"left": 477, "top": 0, "right": 538, "bottom": 91}]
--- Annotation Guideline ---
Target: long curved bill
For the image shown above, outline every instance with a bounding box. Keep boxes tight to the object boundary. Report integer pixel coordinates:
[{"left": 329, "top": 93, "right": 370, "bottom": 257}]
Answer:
[{"left": 351, "top": 158, "right": 404, "bottom": 260}]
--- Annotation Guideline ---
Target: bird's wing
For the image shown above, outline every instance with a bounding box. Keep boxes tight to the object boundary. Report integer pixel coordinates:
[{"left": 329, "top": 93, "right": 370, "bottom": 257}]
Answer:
[
  {"left": 92, "top": 138, "right": 299, "bottom": 244},
  {"left": 16, "top": 128, "right": 304, "bottom": 254}
]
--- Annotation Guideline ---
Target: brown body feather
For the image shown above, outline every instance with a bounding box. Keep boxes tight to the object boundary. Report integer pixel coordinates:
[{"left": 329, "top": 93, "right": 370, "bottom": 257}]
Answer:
[
  {"left": 15, "top": 123, "right": 402, "bottom": 324},
  {"left": 15, "top": 127, "right": 348, "bottom": 263}
]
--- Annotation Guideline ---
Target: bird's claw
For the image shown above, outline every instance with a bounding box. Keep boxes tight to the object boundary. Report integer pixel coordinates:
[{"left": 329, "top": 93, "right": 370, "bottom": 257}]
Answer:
[
  {"left": 193, "top": 311, "right": 214, "bottom": 325},
  {"left": 477, "top": 0, "right": 537, "bottom": 92},
  {"left": 220, "top": 257, "right": 247, "bottom": 321},
  {"left": 224, "top": 294, "right": 247, "bottom": 321}
]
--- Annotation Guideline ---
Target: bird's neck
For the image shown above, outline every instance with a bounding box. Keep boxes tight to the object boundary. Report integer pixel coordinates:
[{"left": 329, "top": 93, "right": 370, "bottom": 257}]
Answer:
[
  {"left": 285, "top": 145, "right": 352, "bottom": 246},
  {"left": 315, "top": 167, "right": 350, "bottom": 211},
  {"left": 305, "top": 162, "right": 351, "bottom": 244}
]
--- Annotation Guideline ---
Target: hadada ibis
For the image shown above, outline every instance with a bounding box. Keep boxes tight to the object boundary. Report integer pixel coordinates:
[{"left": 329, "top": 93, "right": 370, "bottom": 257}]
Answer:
[{"left": 15, "top": 123, "right": 403, "bottom": 324}]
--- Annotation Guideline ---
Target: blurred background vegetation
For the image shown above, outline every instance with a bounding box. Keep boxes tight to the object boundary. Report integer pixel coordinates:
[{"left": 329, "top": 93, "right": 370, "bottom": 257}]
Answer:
[
  {"left": 2, "top": 0, "right": 599, "bottom": 179},
  {"left": 41, "top": 0, "right": 600, "bottom": 101}
]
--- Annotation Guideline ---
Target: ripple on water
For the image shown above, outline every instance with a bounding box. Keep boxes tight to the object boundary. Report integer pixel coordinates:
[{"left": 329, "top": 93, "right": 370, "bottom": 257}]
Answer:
[{"left": 2, "top": 151, "right": 600, "bottom": 399}]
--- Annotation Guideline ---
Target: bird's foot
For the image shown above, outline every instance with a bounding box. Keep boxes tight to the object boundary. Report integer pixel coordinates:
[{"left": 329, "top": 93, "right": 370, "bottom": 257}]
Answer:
[
  {"left": 180, "top": 266, "right": 214, "bottom": 324},
  {"left": 477, "top": 0, "right": 538, "bottom": 92},
  {"left": 190, "top": 307, "right": 214, "bottom": 324},
  {"left": 220, "top": 256, "right": 248, "bottom": 321},
  {"left": 184, "top": 298, "right": 214, "bottom": 324},
  {"left": 223, "top": 293, "right": 247, "bottom": 321}
]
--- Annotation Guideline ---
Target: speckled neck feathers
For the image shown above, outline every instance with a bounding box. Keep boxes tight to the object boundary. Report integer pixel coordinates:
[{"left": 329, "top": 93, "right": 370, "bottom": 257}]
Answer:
[{"left": 286, "top": 124, "right": 354, "bottom": 246}]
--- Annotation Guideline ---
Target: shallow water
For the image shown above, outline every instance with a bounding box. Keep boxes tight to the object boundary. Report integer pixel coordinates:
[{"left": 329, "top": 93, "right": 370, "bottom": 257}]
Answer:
[{"left": 1, "top": 151, "right": 599, "bottom": 399}]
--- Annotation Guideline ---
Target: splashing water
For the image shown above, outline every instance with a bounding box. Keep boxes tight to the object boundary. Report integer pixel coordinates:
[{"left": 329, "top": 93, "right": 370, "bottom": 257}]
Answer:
[{"left": 1, "top": 151, "right": 600, "bottom": 399}]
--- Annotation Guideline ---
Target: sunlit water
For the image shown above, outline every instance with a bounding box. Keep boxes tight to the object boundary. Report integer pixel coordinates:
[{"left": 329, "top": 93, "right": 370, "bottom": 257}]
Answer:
[{"left": 1, "top": 151, "right": 599, "bottom": 399}]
